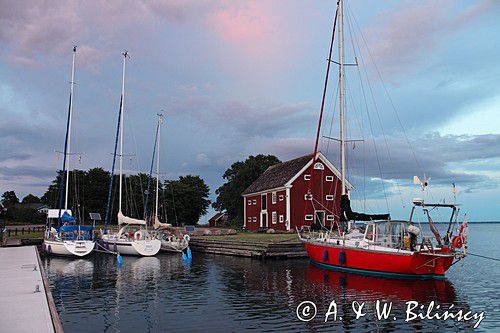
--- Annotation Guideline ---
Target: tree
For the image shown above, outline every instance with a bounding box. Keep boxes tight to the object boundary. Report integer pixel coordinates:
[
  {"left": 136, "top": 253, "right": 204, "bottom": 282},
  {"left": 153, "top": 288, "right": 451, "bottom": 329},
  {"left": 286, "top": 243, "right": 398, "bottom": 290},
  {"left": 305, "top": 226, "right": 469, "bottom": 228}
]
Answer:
[
  {"left": 213, "top": 154, "right": 281, "bottom": 227},
  {"left": 1, "top": 191, "right": 19, "bottom": 207},
  {"left": 22, "top": 194, "right": 41, "bottom": 204},
  {"left": 163, "top": 175, "right": 210, "bottom": 226}
]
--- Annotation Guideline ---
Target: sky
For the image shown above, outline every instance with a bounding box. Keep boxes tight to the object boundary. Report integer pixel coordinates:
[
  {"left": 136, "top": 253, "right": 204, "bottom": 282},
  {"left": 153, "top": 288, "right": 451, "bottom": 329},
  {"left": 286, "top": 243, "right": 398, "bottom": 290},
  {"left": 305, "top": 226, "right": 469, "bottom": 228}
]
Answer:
[{"left": 1, "top": 0, "right": 500, "bottom": 223}]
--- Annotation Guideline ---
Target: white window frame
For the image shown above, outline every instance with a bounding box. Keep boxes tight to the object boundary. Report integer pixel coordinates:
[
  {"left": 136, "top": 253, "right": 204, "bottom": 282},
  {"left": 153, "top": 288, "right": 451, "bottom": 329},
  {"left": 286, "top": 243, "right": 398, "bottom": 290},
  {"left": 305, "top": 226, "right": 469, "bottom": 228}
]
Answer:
[
  {"left": 248, "top": 217, "right": 252, "bottom": 222},
  {"left": 304, "top": 194, "right": 313, "bottom": 201},
  {"left": 326, "top": 195, "right": 334, "bottom": 201},
  {"left": 272, "top": 211, "right": 277, "bottom": 224},
  {"left": 304, "top": 174, "right": 311, "bottom": 181},
  {"left": 326, "top": 175, "right": 334, "bottom": 182},
  {"left": 252, "top": 199, "right": 257, "bottom": 205},
  {"left": 279, "top": 215, "right": 284, "bottom": 223},
  {"left": 252, "top": 217, "right": 257, "bottom": 222},
  {"left": 305, "top": 214, "right": 313, "bottom": 221},
  {"left": 248, "top": 200, "right": 252, "bottom": 205},
  {"left": 279, "top": 194, "right": 284, "bottom": 201},
  {"left": 326, "top": 215, "right": 334, "bottom": 221},
  {"left": 272, "top": 192, "right": 277, "bottom": 204},
  {"left": 314, "top": 162, "right": 324, "bottom": 170}
]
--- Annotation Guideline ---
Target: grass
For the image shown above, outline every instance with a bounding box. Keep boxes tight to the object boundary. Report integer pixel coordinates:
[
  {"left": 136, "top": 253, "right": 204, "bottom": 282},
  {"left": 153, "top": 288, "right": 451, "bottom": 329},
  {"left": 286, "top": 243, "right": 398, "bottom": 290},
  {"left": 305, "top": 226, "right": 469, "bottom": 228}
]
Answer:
[
  {"left": 8, "top": 231, "right": 45, "bottom": 240},
  {"left": 195, "top": 232, "right": 300, "bottom": 244}
]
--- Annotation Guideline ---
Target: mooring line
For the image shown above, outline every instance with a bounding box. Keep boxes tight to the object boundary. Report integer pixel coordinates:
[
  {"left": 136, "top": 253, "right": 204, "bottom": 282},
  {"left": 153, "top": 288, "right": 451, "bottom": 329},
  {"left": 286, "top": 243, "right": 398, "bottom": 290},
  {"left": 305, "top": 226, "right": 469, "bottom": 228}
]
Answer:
[{"left": 468, "top": 252, "right": 500, "bottom": 262}]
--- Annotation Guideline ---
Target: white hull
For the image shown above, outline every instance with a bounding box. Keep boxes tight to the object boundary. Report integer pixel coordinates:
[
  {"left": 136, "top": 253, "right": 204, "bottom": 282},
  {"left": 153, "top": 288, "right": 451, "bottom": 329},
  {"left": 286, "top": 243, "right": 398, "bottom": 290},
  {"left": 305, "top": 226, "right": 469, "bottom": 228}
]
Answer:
[
  {"left": 160, "top": 239, "right": 188, "bottom": 253},
  {"left": 43, "top": 239, "right": 95, "bottom": 257},
  {"left": 101, "top": 236, "right": 161, "bottom": 256}
]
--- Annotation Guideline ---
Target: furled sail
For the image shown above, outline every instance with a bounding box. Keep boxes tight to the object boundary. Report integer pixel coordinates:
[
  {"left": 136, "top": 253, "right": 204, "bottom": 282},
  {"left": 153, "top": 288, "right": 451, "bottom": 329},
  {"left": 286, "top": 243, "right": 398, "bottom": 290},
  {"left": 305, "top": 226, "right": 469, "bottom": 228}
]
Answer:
[
  {"left": 340, "top": 194, "right": 390, "bottom": 222},
  {"left": 154, "top": 216, "right": 172, "bottom": 229},
  {"left": 118, "top": 211, "right": 146, "bottom": 225}
]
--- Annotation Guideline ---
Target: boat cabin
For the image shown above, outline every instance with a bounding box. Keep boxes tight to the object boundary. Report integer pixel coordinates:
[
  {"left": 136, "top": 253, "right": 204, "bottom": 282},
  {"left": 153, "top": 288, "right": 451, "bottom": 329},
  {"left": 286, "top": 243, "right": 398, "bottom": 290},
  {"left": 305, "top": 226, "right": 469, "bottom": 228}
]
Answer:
[{"left": 363, "top": 220, "right": 410, "bottom": 249}]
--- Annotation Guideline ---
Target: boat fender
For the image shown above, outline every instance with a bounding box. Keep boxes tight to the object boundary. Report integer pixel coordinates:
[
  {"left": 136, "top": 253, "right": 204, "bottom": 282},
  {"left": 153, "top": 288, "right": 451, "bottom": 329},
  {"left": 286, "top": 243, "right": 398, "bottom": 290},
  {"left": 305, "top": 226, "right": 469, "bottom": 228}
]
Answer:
[
  {"left": 187, "top": 247, "right": 192, "bottom": 260},
  {"left": 117, "top": 253, "right": 123, "bottom": 265},
  {"left": 184, "top": 234, "right": 190, "bottom": 243},
  {"left": 323, "top": 250, "right": 329, "bottom": 262},
  {"left": 134, "top": 231, "right": 143, "bottom": 240},
  {"left": 452, "top": 236, "right": 463, "bottom": 249},
  {"left": 408, "top": 224, "right": 420, "bottom": 236},
  {"left": 339, "top": 250, "right": 346, "bottom": 265}
]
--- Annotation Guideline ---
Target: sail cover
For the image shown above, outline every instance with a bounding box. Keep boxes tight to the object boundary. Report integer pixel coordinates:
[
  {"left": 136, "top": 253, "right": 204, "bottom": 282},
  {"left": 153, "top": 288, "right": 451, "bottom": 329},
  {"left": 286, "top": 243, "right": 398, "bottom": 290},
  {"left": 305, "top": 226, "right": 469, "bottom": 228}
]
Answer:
[
  {"left": 340, "top": 194, "right": 390, "bottom": 221},
  {"left": 118, "top": 211, "right": 146, "bottom": 225}
]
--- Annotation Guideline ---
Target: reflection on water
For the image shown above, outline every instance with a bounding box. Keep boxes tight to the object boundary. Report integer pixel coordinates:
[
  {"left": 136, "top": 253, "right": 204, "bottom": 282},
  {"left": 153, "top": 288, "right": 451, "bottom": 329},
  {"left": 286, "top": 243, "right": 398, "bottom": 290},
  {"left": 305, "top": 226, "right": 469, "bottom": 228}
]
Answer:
[{"left": 42, "top": 224, "right": 500, "bottom": 333}]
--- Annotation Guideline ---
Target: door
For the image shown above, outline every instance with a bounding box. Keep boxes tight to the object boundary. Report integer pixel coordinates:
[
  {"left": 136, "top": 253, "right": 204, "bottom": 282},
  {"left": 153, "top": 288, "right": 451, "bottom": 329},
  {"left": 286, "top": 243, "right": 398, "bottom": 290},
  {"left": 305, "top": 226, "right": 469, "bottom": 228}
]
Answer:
[
  {"left": 260, "top": 212, "right": 268, "bottom": 228},
  {"left": 314, "top": 210, "right": 325, "bottom": 226}
]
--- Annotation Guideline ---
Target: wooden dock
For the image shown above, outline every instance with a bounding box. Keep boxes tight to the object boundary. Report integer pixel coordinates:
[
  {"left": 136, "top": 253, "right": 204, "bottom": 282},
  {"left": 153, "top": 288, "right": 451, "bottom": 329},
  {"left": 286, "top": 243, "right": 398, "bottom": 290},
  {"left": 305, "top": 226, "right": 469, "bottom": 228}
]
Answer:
[
  {"left": 0, "top": 246, "right": 63, "bottom": 333},
  {"left": 189, "top": 237, "right": 308, "bottom": 259}
]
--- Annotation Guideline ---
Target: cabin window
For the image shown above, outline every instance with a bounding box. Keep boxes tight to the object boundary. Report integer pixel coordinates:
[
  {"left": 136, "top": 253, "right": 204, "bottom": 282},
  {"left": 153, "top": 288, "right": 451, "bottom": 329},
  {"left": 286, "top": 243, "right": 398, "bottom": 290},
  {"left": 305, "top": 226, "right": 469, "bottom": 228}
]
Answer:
[
  {"left": 279, "top": 195, "right": 284, "bottom": 201},
  {"left": 252, "top": 217, "right": 257, "bottom": 222},
  {"left": 252, "top": 199, "right": 257, "bottom": 205},
  {"left": 261, "top": 194, "right": 267, "bottom": 210},
  {"left": 304, "top": 174, "right": 311, "bottom": 180},
  {"left": 326, "top": 195, "right": 334, "bottom": 201},
  {"left": 326, "top": 175, "right": 334, "bottom": 182},
  {"left": 304, "top": 194, "right": 313, "bottom": 201},
  {"left": 272, "top": 192, "right": 277, "bottom": 204},
  {"left": 272, "top": 211, "right": 277, "bottom": 224},
  {"left": 314, "top": 162, "right": 324, "bottom": 170},
  {"left": 326, "top": 215, "right": 334, "bottom": 221},
  {"left": 305, "top": 215, "right": 313, "bottom": 221},
  {"left": 279, "top": 215, "right": 284, "bottom": 223},
  {"left": 365, "top": 224, "right": 374, "bottom": 241}
]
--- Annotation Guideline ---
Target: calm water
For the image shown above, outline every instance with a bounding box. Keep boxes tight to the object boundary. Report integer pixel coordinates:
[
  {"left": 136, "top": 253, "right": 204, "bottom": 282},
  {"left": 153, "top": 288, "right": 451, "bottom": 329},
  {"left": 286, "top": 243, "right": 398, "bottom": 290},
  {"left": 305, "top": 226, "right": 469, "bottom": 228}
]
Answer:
[{"left": 42, "top": 223, "right": 500, "bottom": 332}]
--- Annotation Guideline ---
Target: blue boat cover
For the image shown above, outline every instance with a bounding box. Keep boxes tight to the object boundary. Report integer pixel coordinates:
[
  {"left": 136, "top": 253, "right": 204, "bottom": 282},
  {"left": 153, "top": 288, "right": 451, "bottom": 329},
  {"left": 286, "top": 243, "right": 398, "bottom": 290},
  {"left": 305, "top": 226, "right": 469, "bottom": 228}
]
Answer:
[
  {"left": 61, "top": 211, "right": 76, "bottom": 223},
  {"left": 59, "top": 225, "right": 94, "bottom": 240}
]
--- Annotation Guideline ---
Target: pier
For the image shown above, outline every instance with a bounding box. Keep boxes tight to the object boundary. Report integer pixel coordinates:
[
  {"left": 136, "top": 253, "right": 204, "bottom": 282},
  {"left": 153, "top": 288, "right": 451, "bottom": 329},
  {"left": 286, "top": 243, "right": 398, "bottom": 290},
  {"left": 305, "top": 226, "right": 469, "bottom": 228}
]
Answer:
[{"left": 0, "top": 246, "right": 63, "bottom": 333}]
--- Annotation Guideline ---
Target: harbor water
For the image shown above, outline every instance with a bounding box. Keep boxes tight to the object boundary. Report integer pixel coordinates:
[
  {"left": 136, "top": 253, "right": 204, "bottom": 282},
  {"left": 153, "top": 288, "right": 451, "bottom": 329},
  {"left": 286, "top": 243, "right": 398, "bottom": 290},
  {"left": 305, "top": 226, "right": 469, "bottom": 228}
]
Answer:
[{"left": 42, "top": 223, "right": 500, "bottom": 332}]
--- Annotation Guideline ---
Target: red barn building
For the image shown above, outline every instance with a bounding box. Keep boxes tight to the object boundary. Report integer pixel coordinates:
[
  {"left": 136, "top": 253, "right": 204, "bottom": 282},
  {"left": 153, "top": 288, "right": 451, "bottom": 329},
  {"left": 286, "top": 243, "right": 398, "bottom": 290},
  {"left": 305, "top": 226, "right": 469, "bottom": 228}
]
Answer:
[
  {"left": 242, "top": 153, "right": 351, "bottom": 231},
  {"left": 208, "top": 212, "right": 227, "bottom": 227}
]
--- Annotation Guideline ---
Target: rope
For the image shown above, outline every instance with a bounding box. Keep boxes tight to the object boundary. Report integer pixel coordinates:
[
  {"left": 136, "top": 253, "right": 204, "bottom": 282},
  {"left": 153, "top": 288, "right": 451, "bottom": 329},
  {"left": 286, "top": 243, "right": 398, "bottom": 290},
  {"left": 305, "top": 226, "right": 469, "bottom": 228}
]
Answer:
[{"left": 467, "top": 252, "right": 500, "bottom": 262}]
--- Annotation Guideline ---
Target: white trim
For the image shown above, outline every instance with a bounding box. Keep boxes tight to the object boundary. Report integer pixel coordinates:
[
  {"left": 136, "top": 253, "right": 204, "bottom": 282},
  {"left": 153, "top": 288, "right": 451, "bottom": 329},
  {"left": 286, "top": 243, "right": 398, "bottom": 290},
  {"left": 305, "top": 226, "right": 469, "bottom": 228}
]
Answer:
[
  {"left": 305, "top": 214, "right": 313, "bottom": 221},
  {"left": 242, "top": 186, "right": 287, "bottom": 197},
  {"left": 244, "top": 198, "right": 247, "bottom": 228},
  {"left": 279, "top": 215, "right": 284, "bottom": 223},
  {"left": 252, "top": 217, "right": 257, "bottom": 222},
  {"left": 314, "top": 162, "right": 324, "bottom": 170},
  {"left": 286, "top": 187, "right": 291, "bottom": 231},
  {"left": 261, "top": 193, "right": 267, "bottom": 211},
  {"left": 304, "top": 193, "right": 313, "bottom": 201},
  {"left": 260, "top": 211, "right": 268, "bottom": 228},
  {"left": 272, "top": 211, "right": 277, "bottom": 224},
  {"left": 279, "top": 194, "right": 284, "bottom": 201},
  {"left": 326, "top": 195, "right": 334, "bottom": 201},
  {"left": 248, "top": 200, "right": 252, "bottom": 205},
  {"left": 285, "top": 152, "right": 353, "bottom": 189},
  {"left": 247, "top": 217, "right": 251, "bottom": 222},
  {"left": 303, "top": 174, "right": 311, "bottom": 181},
  {"left": 252, "top": 199, "right": 256, "bottom": 205},
  {"left": 326, "top": 215, "right": 334, "bottom": 221},
  {"left": 272, "top": 191, "right": 277, "bottom": 204},
  {"left": 326, "top": 175, "right": 334, "bottom": 182}
]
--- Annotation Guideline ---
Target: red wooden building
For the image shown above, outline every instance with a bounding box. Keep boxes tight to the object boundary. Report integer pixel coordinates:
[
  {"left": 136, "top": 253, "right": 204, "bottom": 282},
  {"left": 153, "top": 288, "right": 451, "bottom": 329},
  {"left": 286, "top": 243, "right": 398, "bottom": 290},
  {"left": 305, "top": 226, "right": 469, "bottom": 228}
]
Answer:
[
  {"left": 242, "top": 152, "right": 351, "bottom": 231},
  {"left": 208, "top": 212, "right": 227, "bottom": 227}
]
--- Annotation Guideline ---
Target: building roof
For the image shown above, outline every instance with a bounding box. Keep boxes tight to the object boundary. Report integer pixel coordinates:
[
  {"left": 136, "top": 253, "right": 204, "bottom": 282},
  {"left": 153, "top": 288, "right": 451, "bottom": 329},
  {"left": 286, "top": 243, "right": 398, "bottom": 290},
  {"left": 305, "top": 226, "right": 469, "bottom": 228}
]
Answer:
[
  {"left": 209, "top": 212, "right": 226, "bottom": 222},
  {"left": 242, "top": 154, "right": 313, "bottom": 195}
]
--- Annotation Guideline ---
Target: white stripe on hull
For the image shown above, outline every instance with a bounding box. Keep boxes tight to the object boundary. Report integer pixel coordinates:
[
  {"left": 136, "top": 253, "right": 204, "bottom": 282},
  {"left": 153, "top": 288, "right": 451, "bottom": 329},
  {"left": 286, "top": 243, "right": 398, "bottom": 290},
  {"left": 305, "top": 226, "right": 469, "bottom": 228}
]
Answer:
[{"left": 43, "top": 239, "right": 94, "bottom": 257}]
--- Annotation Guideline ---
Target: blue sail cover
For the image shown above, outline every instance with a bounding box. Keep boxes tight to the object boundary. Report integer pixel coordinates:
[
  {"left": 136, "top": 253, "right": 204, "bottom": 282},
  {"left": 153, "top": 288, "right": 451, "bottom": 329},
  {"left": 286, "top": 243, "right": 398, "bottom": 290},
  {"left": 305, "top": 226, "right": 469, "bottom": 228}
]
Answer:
[
  {"left": 61, "top": 211, "right": 76, "bottom": 223},
  {"left": 59, "top": 225, "right": 94, "bottom": 240}
]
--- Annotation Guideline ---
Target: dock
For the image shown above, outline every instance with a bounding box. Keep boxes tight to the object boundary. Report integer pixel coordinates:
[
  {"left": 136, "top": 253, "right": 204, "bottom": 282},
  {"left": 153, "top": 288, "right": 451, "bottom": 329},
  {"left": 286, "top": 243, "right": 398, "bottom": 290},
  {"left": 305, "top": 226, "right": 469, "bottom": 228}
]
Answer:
[
  {"left": 189, "top": 236, "right": 308, "bottom": 259},
  {"left": 0, "top": 246, "right": 63, "bottom": 333}
]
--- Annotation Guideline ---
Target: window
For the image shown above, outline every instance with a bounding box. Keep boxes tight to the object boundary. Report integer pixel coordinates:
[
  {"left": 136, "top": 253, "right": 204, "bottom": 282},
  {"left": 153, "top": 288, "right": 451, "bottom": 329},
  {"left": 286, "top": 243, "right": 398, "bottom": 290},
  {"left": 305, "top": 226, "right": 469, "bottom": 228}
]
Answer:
[
  {"left": 272, "top": 211, "right": 277, "bottom": 224},
  {"left": 252, "top": 199, "right": 257, "bottom": 205},
  {"left": 304, "top": 194, "right": 313, "bottom": 201},
  {"left": 261, "top": 194, "right": 267, "bottom": 210},
  {"left": 279, "top": 215, "right": 284, "bottom": 223},
  {"left": 326, "top": 215, "right": 334, "bottom": 221},
  {"left": 326, "top": 195, "right": 334, "bottom": 201},
  {"left": 272, "top": 192, "right": 277, "bottom": 204},
  {"left": 248, "top": 200, "right": 252, "bottom": 205},
  {"left": 305, "top": 215, "right": 313, "bottom": 221},
  {"left": 314, "top": 162, "right": 324, "bottom": 170},
  {"left": 326, "top": 175, "right": 334, "bottom": 182},
  {"left": 248, "top": 217, "right": 251, "bottom": 222},
  {"left": 304, "top": 174, "right": 311, "bottom": 181},
  {"left": 252, "top": 217, "right": 257, "bottom": 222},
  {"left": 279, "top": 194, "right": 284, "bottom": 201},
  {"left": 365, "top": 224, "right": 374, "bottom": 241}
]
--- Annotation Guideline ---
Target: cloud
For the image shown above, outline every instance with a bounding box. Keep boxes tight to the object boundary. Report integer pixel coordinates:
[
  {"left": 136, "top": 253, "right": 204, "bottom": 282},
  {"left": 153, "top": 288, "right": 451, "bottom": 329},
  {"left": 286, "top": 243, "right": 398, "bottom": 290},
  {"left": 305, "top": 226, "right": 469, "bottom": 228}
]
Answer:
[{"left": 361, "top": 0, "right": 500, "bottom": 77}]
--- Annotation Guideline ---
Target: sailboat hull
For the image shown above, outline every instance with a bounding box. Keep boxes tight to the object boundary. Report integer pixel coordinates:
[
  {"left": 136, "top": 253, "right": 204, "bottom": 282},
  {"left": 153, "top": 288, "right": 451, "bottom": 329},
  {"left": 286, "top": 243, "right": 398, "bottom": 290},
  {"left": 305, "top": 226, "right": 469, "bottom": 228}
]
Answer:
[
  {"left": 43, "top": 239, "right": 95, "bottom": 257},
  {"left": 303, "top": 241, "right": 455, "bottom": 279},
  {"left": 101, "top": 237, "right": 161, "bottom": 256}
]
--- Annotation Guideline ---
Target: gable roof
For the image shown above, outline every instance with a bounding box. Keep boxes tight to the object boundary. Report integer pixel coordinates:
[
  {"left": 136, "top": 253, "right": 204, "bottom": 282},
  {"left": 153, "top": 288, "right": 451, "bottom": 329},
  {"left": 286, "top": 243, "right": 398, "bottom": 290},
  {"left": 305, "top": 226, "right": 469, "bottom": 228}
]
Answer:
[
  {"left": 242, "top": 154, "right": 313, "bottom": 195},
  {"left": 242, "top": 152, "right": 352, "bottom": 196},
  {"left": 209, "top": 212, "right": 225, "bottom": 222}
]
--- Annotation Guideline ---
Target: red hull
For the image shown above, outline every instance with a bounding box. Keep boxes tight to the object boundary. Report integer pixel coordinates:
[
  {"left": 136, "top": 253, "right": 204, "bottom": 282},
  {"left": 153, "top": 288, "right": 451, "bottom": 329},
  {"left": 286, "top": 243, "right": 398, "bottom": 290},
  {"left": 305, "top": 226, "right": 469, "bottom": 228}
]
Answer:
[{"left": 303, "top": 242, "right": 454, "bottom": 278}]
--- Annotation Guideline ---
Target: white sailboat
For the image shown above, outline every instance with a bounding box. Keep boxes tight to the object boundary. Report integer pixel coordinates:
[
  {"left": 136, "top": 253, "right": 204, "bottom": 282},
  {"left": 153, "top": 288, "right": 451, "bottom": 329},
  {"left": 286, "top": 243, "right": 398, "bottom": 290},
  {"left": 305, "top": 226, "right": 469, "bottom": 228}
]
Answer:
[
  {"left": 150, "top": 114, "right": 190, "bottom": 253},
  {"left": 43, "top": 46, "right": 95, "bottom": 257},
  {"left": 101, "top": 51, "right": 161, "bottom": 257}
]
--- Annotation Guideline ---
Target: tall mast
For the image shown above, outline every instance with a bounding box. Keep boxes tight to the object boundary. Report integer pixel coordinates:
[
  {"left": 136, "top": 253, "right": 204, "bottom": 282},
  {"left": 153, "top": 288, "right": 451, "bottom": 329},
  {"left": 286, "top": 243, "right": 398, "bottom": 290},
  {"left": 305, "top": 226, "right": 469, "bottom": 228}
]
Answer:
[
  {"left": 65, "top": 46, "right": 77, "bottom": 209},
  {"left": 339, "top": 0, "right": 346, "bottom": 195},
  {"left": 155, "top": 114, "right": 163, "bottom": 220},
  {"left": 118, "top": 51, "right": 128, "bottom": 213}
]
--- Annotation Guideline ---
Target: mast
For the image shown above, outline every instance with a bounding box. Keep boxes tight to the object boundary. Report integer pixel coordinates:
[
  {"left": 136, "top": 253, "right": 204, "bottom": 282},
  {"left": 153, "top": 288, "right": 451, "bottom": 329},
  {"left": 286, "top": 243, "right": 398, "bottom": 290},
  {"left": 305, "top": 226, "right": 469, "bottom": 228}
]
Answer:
[
  {"left": 118, "top": 51, "right": 128, "bottom": 213},
  {"left": 338, "top": 0, "right": 346, "bottom": 195},
  {"left": 155, "top": 114, "right": 163, "bottom": 220},
  {"left": 65, "top": 46, "right": 77, "bottom": 210}
]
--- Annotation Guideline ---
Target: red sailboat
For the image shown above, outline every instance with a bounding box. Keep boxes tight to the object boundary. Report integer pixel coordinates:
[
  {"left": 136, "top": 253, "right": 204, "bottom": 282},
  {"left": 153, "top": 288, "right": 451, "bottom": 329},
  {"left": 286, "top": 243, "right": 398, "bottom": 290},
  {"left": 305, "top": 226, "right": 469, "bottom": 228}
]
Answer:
[{"left": 298, "top": 0, "right": 468, "bottom": 279}]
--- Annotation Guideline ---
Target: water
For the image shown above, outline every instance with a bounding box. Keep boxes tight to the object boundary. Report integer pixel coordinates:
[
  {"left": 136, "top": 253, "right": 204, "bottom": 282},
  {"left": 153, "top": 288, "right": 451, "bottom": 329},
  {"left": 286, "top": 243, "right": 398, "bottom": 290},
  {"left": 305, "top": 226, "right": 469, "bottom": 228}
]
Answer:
[{"left": 42, "top": 223, "right": 500, "bottom": 332}]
